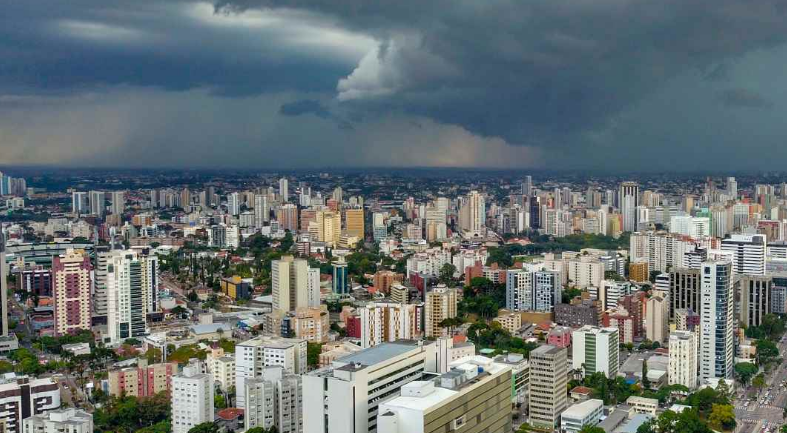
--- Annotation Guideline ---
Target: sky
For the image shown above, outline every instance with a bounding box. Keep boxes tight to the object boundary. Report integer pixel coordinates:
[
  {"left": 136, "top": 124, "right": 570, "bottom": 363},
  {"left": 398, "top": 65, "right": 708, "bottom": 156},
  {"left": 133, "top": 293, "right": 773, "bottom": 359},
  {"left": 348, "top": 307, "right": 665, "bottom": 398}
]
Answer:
[{"left": 2, "top": 0, "right": 787, "bottom": 171}]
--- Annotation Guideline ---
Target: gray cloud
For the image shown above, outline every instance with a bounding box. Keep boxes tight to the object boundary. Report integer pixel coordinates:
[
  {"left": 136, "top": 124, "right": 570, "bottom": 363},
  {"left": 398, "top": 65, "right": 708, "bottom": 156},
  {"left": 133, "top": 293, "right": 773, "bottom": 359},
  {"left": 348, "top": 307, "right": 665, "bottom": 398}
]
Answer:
[
  {"left": 719, "top": 88, "right": 774, "bottom": 109},
  {"left": 279, "top": 100, "right": 331, "bottom": 118}
]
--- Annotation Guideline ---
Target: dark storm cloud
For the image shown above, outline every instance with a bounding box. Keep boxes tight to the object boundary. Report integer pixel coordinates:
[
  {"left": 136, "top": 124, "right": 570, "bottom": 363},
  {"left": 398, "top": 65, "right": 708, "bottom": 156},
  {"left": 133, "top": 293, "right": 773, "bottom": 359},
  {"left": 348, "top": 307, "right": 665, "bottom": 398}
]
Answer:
[
  {"left": 0, "top": 0, "right": 371, "bottom": 97},
  {"left": 279, "top": 100, "right": 331, "bottom": 118},
  {"left": 218, "top": 0, "right": 787, "bottom": 147},
  {"left": 719, "top": 88, "right": 774, "bottom": 109}
]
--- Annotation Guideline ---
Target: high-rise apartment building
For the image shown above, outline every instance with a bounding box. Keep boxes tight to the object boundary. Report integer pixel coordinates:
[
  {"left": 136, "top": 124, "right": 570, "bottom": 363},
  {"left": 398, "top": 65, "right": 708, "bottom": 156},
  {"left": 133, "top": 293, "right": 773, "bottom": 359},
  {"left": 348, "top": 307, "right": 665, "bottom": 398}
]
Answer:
[
  {"left": 254, "top": 194, "right": 270, "bottom": 228},
  {"left": 528, "top": 345, "right": 568, "bottom": 430},
  {"left": 459, "top": 190, "right": 485, "bottom": 235},
  {"left": 315, "top": 210, "right": 341, "bottom": 247},
  {"left": 571, "top": 326, "right": 619, "bottom": 379},
  {"left": 52, "top": 250, "right": 92, "bottom": 336},
  {"left": 234, "top": 336, "right": 308, "bottom": 408},
  {"left": 0, "top": 376, "right": 61, "bottom": 433},
  {"left": 244, "top": 366, "right": 302, "bottom": 433},
  {"left": 618, "top": 182, "right": 639, "bottom": 232},
  {"left": 425, "top": 287, "right": 458, "bottom": 338},
  {"left": 668, "top": 331, "right": 697, "bottom": 390},
  {"left": 227, "top": 192, "right": 241, "bottom": 216},
  {"left": 272, "top": 256, "right": 312, "bottom": 312},
  {"left": 71, "top": 191, "right": 89, "bottom": 215},
  {"left": 505, "top": 269, "right": 561, "bottom": 312},
  {"left": 105, "top": 249, "right": 159, "bottom": 345},
  {"left": 89, "top": 190, "right": 105, "bottom": 217},
  {"left": 171, "top": 364, "right": 214, "bottom": 433},
  {"left": 279, "top": 178, "right": 289, "bottom": 202},
  {"left": 277, "top": 203, "right": 298, "bottom": 232},
  {"left": 303, "top": 341, "right": 437, "bottom": 433},
  {"left": 669, "top": 268, "right": 701, "bottom": 319},
  {"left": 110, "top": 191, "right": 125, "bottom": 216},
  {"left": 358, "top": 302, "right": 420, "bottom": 348},
  {"left": 645, "top": 294, "right": 669, "bottom": 343},
  {"left": 0, "top": 233, "right": 8, "bottom": 339},
  {"left": 699, "top": 261, "right": 734, "bottom": 381},
  {"left": 721, "top": 234, "right": 766, "bottom": 276}
]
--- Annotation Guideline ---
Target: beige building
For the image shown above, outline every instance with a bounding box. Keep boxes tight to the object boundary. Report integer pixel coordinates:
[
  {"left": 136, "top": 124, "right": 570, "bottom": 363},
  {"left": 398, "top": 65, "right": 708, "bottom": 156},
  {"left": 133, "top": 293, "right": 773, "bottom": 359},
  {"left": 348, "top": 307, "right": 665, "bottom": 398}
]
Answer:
[
  {"left": 626, "top": 396, "right": 658, "bottom": 416},
  {"left": 425, "top": 287, "right": 459, "bottom": 338},
  {"left": 528, "top": 345, "right": 567, "bottom": 430},
  {"left": 377, "top": 358, "right": 512, "bottom": 433},
  {"left": 668, "top": 331, "right": 697, "bottom": 389},
  {"left": 645, "top": 294, "right": 669, "bottom": 343},
  {"left": 389, "top": 284, "right": 409, "bottom": 304},
  {"left": 344, "top": 208, "right": 365, "bottom": 239},
  {"left": 493, "top": 312, "right": 522, "bottom": 334},
  {"left": 358, "top": 302, "right": 421, "bottom": 348},
  {"left": 315, "top": 210, "right": 341, "bottom": 247},
  {"left": 292, "top": 306, "right": 330, "bottom": 343},
  {"left": 271, "top": 256, "right": 309, "bottom": 312},
  {"left": 108, "top": 360, "right": 177, "bottom": 397},
  {"left": 52, "top": 249, "right": 92, "bottom": 336}
]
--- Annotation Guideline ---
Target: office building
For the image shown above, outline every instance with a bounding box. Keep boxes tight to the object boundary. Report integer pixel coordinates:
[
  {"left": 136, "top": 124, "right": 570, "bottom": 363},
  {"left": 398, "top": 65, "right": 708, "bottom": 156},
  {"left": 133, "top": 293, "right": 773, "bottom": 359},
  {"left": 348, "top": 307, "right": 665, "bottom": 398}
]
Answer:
[
  {"left": 528, "top": 345, "right": 567, "bottom": 430},
  {"left": 171, "top": 364, "right": 214, "bottom": 433},
  {"left": 345, "top": 208, "right": 365, "bottom": 239},
  {"left": 560, "top": 399, "right": 603, "bottom": 433},
  {"left": 572, "top": 326, "right": 619, "bottom": 379},
  {"left": 0, "top": 376, "right": 60, "bottom": 433},
  {"left": 105, "top": 249, "right": 159, "bottom": 345},
  {"left": 669, "top": 268, "right": 701, "bottom": 319},
  {"left": 244, "top": 367, "right": 302, "bottom": 433},
  {"left": 738, "top": 275, "right": 771, "bottom": 328},
  {"left": 619, "top": 182, "right": 639, "bottom": 232},
  {"left": 23, "top": 408, "right": 93, "bottom": 433},
  {"left": 52, "top": 250, "right": 92, "bottom": 336},
  {"left": 303, "top": 340, "right": 437, "bottom": 433},
  {"left": 425, "top": 287, "right": 458, "bottom": 338},
  {"left": 721, "top": 234, "right": 767, "bottom": 275},
  {"left": 332, "top": 259, "right": 349, "bottom": 295},
  {"left": 668, "top": 331, "right": 697, "bottom": 390},
  {"left": 235, "top": 336, "right": 308, "bottom": 408},
  {"left": 272, "top": 256, "right": 311, "bottom": 312},
  {"left": 377, "top": 359, "right": 512, "bottom": 433},
  {"left": 699, "top": 261, "right": 734, "bottom": 381}
]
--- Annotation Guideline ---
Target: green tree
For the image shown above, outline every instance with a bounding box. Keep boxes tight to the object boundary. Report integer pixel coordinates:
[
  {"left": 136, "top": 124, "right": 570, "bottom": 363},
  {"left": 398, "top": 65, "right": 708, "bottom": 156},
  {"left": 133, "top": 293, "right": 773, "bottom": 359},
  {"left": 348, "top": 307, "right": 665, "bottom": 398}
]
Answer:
[
  {"left": 756, "top": 338, "right": 780, "bottom": 365},
  {"left": 642, "top": 359, "right": 650, "bottom": 390},
  {"left": 753, "top": 372, "right": 766, "bottom": 390},
  {"left": 188, "top": 422, "right": 219, "bottom": 433},
  {"left": 707, "top": 404, "right": 736, "bottom": 431},
  {"left": 579, "top": 427, "right": 606, "bottom": 433},
  {"left": 734, "top": 362, "right": 758, "bottom": 386},
  {"left": 438, "top": 263, "right": 457, "bottom": 285},
  {"left": 214, "top": 394, "right": 226, "bottom": 409},
  {"left": 307, "top": 342, "right": 323, "bottom": 368}
]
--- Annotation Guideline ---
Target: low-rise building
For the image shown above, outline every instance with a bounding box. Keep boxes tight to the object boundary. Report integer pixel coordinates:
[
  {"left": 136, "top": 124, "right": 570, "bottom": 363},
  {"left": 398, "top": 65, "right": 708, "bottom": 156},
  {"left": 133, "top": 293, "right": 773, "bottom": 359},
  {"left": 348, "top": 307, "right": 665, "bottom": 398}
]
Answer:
[
  {"left": 108, "top": 360, "right": 177, "bottom": 397},
  {"left": 626, "top": 396, "right": 659, "bottom": 416},
  {"left": 0, "top": 376, "right": 61, "bottom": 433},
  {"left": 561, "top": 399, "right": 603, "bottom": 433},
  {"left": 22, "top": 408, "right": 93, "bottom": 433}
]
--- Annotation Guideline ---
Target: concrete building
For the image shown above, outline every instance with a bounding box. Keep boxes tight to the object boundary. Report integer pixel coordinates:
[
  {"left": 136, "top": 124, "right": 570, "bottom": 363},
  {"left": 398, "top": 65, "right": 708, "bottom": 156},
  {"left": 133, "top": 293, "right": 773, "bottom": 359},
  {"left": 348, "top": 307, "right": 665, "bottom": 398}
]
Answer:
[
  {"left": 425, "top": 287, "right": 458, "bottom": 338},
  {"left": 435, "top": 337, "right": 476, "bottom": 374},
  {"left": 492, "top": 312, "right": 522, "bottom": 334},
  {"left": 345, "top": 208, "right": 365, "bottom": 239},
  {"left": 560, "top": 399, "right": 603, "bottom": 433},
  {"left": 244, "top": 366, "right": 302, "bottom": 433},
  {"left": 52, "top": 250, "right": 92, "bottom": 336},
  {"left": 105, "top": 249, "right": 158, "bottom": 345},
  {"left": 171, "top": 364, "right": 214, "bottom": 433},
  {"left": 235, "top": 336, "right": 308, "bottom": 408},
  {"left": 555, "top": 299, "right": 599, "bottom": 328},
  {"left": 358, "top": 303, "right": 420, "bottom": 348},
  {"left": 528, "top": 345, "right": 567, "bottom": 430},
  {"left": 739, "top": 275, "right": 772, "bottom": 328},
  {"left": 272, "top": 256, "right": 311, "bottom": 312},
  {"left": 669, "top": 268, "right": 701, "bottom": 319},
  {"left": 376, "top": 359, "right": 512, "bottom": 433},
  {"left": 700, "top": 261, "right": 734, "bottom": 381},
  {"left": 0, "top": 233, "right": 8, "bottom": 340},
  {"left": 629, "top": 261, "right": 649, "bottom": 283},
  {"left": 303, "top": 341, "right": 437, "bottom": 433},
  {"left": 0, "top": 376, "right": 60, "bottom": 433},
  {"left": 619, "top": 182, "right": 640, "bottom": 232},
  {"left": 645, "top": 294, "right": 669, "bottom": 344},
  {"left": 626, "top": 396, "right": 659, "bottom": 416},
  {"left": 22, "top": 408, "right": 93, "bottom": 433},
  {"left": 572, "top": 326, "right": 619, "bottom": 379},
  {"left": 668, "top": 331, "right": 697, "bottom": 390},
  {"left": 505, "top": 269, "right": 561, "bottom": 312},
  {"left": 721, "top": 234, "right": 767, "bottom": 276},
  {"left": 108, "top": 360, "right": 176, "bottom": 397}
]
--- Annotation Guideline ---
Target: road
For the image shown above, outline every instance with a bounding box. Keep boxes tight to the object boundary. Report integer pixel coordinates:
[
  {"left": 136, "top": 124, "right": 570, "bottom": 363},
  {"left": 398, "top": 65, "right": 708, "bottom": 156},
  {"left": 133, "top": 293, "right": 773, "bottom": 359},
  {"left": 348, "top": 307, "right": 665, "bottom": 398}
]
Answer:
[{"left": 735, "top": 335, "right": 787, "bottom": 433}]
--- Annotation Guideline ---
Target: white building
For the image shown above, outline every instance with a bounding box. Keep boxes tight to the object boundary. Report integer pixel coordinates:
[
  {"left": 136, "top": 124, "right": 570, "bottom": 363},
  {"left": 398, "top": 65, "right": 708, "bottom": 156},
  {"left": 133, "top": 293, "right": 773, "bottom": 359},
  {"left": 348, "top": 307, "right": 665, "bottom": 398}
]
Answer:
[
  {"left": 721, "top": 234, "right": 766, "bottom": 275},
  {"left": 699, "top": 261, "right": 734, "bottom": 381},
  {"left": 22, "top": 408, "right": 93, "bottom": 433},
  {"left": 244, "top": 366, "right": 302, "bottom": 433},
  {"left": 235, "top": 336, "right": 308, "bottom": 408},
  {"left": 105, "top": 249, "right": 158, "bottom": 346},
  {"left": 619, "top": 182, "right": 639, "bottom": 232},
  {"left": 560, "top": 399, "right": 603, "bottom": 433},
  {"left": 0, "top": 376, "right": 60, "bottom": 433},
  {"left": 670, "top": 215, "right": 710, "bottom": 238},
  {"left": 505, "top": 269, "right": 561, "bottom": 312},
  {"left": 668, "top": 331, "right": 697, "bottom": 390},
  {"left": 645, "top": 294, "right": 669, "bottom": 344},
  {"left": 572, "top": 326, "right": 619, "bottom": 379},
  {"left": 171, "top": 364, "right": 214, "bottom": 433},
  {"left": 303, "top": 341, "right": 437, "bottom": 433},
  {"left": 358, "top": 303, "right": 419, "bottom": 349}
]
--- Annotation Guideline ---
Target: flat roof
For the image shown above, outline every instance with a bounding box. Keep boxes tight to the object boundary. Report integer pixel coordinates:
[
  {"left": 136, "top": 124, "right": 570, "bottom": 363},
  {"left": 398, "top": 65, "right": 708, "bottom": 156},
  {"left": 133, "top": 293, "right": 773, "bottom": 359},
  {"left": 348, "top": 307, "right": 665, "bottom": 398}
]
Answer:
[
  {"left": 562, "top": 399, "right": 603, "bottom": 419},
  {"left": 336, "top": 340, "right": 422, "bottom": 367}
]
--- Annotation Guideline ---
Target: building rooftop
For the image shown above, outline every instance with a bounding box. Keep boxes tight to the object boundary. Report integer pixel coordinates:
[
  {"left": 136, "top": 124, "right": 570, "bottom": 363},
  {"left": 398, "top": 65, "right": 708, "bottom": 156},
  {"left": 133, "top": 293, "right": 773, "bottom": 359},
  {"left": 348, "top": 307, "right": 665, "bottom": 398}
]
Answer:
[
  {"left": 562, "top": 399, "right": 603, "bottom": 419},
  {"left": 531, "top": 344, "right": 564, "bottom": 356},
  {"left": 335, "top": 340, "right": 422, "bottom": 368},
  {"left": 189, "top": 323, "right": 232, "bottom": 335}
]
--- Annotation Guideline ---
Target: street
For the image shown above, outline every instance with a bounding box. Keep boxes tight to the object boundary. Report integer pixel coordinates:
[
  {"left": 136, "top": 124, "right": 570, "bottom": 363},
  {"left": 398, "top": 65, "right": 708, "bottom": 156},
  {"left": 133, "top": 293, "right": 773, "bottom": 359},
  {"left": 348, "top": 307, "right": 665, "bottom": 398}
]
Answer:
[{"left": 735, "top": 336, "right": 787, "bottom": 433}]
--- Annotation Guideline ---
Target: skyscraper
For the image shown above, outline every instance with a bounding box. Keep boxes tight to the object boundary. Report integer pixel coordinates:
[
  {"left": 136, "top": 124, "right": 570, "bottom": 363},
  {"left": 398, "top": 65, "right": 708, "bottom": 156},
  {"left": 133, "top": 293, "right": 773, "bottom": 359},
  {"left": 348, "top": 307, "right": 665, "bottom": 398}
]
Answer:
[
  {"left": 522, "top": 175, "right": 533, "bottom": 196},
  {"left": 89, "top": 190, "right": 106, "bottom": 217},
  {"left": 227, "top": 192, "right": 240, "bottom": 216},
  {"left": 425, "top": 286, "right": 458, "bottom": 338},
  {"left": 699, "top": 261, "right": 734, "bottom": 381},
  {"left": 276, "top": 203, "right": 298, "bottom": 232},
  {"left": 618, "top": 182, "right": 639, "bottom": 232},
  {"left": 254, "top": 194, "right": 269, "bottom": 228},
  {"left": 52, "top": 250, "right": 92, "bottom": 336},
  {"left": 669, "top": 268, "right": 701, "bottom": 319},
  {"left": 332, "top": 259, "right": 349, "bottom": 295},
  {"left": 110, "top": 191, "right": 125, "bottom": 216},
  {"left": 344, "top": 208, "right": 365, "bottom": 239},
  {"left": 71, "top": 191, "right": 89, "bottom": 215},
  {"left": 279, "top": 177, "right": 289, "bottom": 202},
  {"left": 105, "top": 249, "right": 159, "bottom": 345},
  {"left": 271, "top": 256, "right": 309, "bottom": 312},
  {"left": 738, "top": 275, "right": 772, "bottom": 328},
  {"left": 0, "top": 233, "right": 7, "bottom": 338},
  {"left": 459, "top": 190, "right": 485, "bottom": 235},
  {"left": 726, "top": 177, "right": 737, "bottom": 198}
]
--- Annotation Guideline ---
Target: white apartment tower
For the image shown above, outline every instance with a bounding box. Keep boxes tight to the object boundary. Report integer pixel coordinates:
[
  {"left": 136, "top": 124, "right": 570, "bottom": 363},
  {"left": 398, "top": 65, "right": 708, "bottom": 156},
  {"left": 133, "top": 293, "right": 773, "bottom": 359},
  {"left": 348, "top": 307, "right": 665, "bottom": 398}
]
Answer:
[
  {"left": 105, "top": 249, "right": 158, "bottom": 345},
  {"left": 244, "top": 366, "right": 303, "bottom": 433},
  {"left": 721, "top": 234, "right": 766, "bottom": 276},
  {"left": 235, "top": 336, "right": 308, "bottom": 408},
  {"left": 619, "top": 182, "right": 639, "bottom": 232},
  {"left": 699, "top": 261, "right": 734, "bottom": 381},
  {"left": 171, "top": 364, "right": 214, "bottom": 433},
  {"left": 668, "top": 331, "right": 698, "bottom": 389}
]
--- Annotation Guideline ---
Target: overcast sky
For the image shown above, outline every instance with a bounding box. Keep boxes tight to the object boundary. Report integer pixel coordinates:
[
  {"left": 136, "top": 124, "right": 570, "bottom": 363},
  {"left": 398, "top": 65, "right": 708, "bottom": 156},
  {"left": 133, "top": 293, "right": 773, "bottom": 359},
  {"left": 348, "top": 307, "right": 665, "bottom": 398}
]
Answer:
[{"left": 2, "top": 0, "right": 787, "bottom": 171}]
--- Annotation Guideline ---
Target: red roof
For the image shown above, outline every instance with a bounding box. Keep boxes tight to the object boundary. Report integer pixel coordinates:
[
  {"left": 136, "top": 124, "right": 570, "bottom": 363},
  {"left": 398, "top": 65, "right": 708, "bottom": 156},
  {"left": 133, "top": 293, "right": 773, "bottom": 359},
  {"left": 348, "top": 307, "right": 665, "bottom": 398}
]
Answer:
[
  {"left": 570, "top": 386, "right": 593, "bottom": 395},
  {"left": 217, "top": 408, "right": 244, "bottom": 420}
]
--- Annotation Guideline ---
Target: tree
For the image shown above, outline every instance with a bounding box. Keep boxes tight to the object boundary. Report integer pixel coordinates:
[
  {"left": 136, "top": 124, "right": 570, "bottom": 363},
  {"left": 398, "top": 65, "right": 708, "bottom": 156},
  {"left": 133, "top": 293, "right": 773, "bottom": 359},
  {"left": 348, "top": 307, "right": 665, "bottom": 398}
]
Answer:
[
  {"left": 307, "top": 342, "right": 323, "bottom": 368},
  {"left": 438, "top": 263, "right": 457, "bottom": 285},
  {"left": 753, "top": 372, "right": 766, "bottom": 390},
  {"left": 642, "top": 359, "right": 651, "bottom": 390},
  {"left": 708, "top": 404, "right": 736, "bottom": 431},
  {"left": 734, "top": 362, "right": 758, "bottom": 386},
  {"left": 188, "top": 422, "right": 219, "bottom": 433},
  {"left": 756, "top": 338, "right": 780, "bottom": 366},
  {"left": 579, "top": 427, "right": 606, "bottom": 433},
  {"left": 214, "top": 394, "right": 226, "bottom": 409}
]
